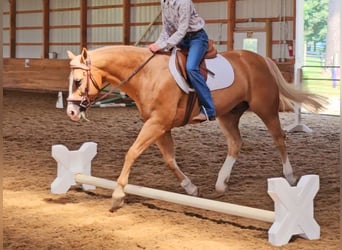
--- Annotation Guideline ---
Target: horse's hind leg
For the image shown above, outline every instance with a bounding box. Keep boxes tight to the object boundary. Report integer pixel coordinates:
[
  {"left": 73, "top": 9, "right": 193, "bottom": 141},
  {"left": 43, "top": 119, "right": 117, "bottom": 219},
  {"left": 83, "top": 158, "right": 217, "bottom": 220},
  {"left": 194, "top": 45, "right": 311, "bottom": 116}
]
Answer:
[
  {"left": 255, "top": 111, "right": 297, "bottom": 185},
  {"left": 155, "top": 131, "right": 198, "bottom": 196},
  {"left": 215, "top": 111, "right": 244, "bottom": 193}
]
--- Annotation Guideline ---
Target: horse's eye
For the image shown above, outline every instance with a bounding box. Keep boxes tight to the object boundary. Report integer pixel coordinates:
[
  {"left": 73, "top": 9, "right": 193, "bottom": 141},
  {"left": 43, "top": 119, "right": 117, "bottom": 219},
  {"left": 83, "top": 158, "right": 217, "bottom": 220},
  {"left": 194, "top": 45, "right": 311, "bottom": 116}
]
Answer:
[{"left": 74, "top": 79, "right": 82, "bottom": 88}]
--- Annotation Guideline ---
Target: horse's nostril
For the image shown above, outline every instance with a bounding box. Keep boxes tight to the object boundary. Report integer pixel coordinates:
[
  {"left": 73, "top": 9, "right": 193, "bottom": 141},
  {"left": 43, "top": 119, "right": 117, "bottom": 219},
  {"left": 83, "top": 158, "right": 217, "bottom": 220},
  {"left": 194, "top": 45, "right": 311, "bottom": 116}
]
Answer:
[{"left": 70, "top": 110, "right": 75, "bottom": 116}]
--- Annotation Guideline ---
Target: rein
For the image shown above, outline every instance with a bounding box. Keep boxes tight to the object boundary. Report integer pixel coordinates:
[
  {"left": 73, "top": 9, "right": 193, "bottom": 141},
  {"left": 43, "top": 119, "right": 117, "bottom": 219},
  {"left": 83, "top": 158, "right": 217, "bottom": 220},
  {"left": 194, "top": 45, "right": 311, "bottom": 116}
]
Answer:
[
  {"left": 94, "top": 52, "right": 156, "bottom": 103},
  {"left": 70, "top": 52, "right": 156, "bottom": 110}
]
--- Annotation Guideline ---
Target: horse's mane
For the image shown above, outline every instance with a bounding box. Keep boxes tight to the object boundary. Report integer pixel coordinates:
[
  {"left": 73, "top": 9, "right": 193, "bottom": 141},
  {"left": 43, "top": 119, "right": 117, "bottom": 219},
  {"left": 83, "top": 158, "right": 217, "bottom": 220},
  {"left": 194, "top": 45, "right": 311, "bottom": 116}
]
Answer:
[
  {"left": 89, "top": 45, "right": 148, "bottom": 55},
  {"left": 72, "top": 45, "right": 152, "bottom": 70}
]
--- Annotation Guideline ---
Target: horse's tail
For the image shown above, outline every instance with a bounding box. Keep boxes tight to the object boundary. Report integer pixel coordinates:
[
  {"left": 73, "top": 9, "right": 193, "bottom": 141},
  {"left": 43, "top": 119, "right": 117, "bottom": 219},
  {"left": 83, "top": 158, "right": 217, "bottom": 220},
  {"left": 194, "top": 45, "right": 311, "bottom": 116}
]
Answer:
[{"left": 264, "top": 57, "right": 328, "bottom": 113}]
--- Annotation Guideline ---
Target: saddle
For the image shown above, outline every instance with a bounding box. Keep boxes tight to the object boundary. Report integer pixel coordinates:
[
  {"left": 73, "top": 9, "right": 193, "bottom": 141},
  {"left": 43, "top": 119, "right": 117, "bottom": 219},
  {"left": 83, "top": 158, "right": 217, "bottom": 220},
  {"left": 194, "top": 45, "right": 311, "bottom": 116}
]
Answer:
[
  {"left": 175, "top": 39, "right": 217, "bottom": 85},
  {"left": 171, "top": 40, "right": 217, "bottom": 125}
]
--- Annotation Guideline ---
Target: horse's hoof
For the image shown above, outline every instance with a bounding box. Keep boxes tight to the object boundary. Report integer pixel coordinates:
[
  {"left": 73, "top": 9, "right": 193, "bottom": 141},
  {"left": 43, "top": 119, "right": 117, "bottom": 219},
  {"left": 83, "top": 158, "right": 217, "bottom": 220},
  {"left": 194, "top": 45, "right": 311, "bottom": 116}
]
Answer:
[
  {"left": 215, "top": 185, "right": 227, "bottom": 193},
  {"left": 215, "top": 180, "right": 228, "bottom": 194},
  {"left": 109, "top": 196, "right": 125, "bottom": 212},
  {"left": 190, "top": 186, "right": 199, "bottom": 197},
  {"left": 192, "top": 187, "right": 200, "bottom": 197},
  {"left": 109, "top": 200, "right": 124, "bottom": 213},
  {"left": 109, "top": 207, "right": 118, "bottom": 213},
  {"left": 205, "top": 192, "right": 225, "bottom": 199},
  {"left": 287, "top": 176, "right": 298, "bottom": 186}
]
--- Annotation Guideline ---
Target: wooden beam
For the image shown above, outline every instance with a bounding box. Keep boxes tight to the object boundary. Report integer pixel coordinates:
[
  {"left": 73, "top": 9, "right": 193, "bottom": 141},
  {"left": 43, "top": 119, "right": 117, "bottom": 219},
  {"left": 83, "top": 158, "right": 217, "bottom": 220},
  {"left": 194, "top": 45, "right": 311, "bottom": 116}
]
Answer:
[
  {"left": 266, "top": 20, "right": 272, "bottom": 58},
  {"left": 80, "top": 0, "right": 87, "bottom": 50},
  {"left": 234, "top": 27, "right": 266, "bottom": 32},
  {"left": 123, "top": 1, "right": 130, "bottom": 45},
  {"left": 235, "top": 16, "right": 294, "bottom": 23},
  {"left": 9, "top": 0, "right": 16, "bottom": 58},
  {"left": 42, "top": 0, "right": 49, "bottom": 58},
  {"left": 227, "top": 0, "right": 235, "bottom": 51}
]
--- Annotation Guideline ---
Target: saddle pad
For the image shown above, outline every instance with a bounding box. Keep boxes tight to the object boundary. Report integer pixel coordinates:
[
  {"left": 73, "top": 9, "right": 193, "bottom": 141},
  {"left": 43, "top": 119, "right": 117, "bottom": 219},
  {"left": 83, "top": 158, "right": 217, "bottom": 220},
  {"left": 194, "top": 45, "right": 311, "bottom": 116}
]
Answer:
[{"left": 169, "top": 48, "right": 235, "bottom": 94}]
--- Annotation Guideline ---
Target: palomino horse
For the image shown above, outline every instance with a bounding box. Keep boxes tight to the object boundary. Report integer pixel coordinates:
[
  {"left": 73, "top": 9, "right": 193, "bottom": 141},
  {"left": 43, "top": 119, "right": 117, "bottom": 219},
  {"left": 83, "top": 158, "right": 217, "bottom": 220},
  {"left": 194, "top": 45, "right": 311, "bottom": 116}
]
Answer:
[{"left": 66, "top": 46, "right": 325, "bottom": 211}]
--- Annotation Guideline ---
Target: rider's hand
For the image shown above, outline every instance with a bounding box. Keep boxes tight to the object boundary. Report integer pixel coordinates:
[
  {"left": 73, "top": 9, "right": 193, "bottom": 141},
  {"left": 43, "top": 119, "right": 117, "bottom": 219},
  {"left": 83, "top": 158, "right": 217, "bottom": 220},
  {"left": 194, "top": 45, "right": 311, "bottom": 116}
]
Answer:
[{"left": 148, "top": 43, "right": 161, "bottom": 53}]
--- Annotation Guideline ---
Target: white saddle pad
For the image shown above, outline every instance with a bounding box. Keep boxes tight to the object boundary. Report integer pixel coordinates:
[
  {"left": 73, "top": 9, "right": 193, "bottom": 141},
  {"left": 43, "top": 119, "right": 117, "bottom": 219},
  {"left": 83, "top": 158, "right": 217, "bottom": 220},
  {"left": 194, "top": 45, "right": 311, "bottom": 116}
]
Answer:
[{"left": 169, "top": 48, "right": 234, "bottom": 94}]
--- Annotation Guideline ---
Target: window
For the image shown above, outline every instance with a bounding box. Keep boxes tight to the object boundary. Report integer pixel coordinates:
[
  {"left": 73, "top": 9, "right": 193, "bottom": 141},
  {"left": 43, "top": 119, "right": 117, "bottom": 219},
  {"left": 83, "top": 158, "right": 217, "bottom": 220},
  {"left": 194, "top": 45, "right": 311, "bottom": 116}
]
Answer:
[{"left": 243, "top": 38, "right": 258, "bottom": 53}]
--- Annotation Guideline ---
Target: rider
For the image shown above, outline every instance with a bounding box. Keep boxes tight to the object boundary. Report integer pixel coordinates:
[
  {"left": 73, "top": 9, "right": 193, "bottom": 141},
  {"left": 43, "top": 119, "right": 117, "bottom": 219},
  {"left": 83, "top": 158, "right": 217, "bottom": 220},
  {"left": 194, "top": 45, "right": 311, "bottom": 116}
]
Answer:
[{"left": 149, "top": 0, "right": 216, "bottom": 122}]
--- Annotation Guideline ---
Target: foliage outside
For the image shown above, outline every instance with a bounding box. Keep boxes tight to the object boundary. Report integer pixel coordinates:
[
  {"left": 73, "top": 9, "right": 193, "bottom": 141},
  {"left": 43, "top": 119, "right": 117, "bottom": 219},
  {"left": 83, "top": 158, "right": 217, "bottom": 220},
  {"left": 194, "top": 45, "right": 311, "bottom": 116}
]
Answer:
[{"left": 304, "top": 0, "right": 329, "bottom": 52}]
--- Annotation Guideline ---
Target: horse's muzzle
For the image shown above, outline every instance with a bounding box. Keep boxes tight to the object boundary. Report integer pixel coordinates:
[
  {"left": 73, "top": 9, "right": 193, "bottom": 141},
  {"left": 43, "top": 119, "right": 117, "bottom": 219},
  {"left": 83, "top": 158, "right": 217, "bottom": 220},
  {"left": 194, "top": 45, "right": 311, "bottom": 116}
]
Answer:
[{"left": 67, "top": 102, "right": 81, "bottom": 121}]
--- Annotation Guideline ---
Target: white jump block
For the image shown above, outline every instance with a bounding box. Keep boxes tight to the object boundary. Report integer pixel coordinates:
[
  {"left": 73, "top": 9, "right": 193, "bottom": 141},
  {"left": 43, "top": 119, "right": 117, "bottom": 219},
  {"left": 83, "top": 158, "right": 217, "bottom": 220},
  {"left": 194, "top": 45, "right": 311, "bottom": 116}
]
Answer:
[
  {"left": 50, "top": 142, "right": 320, "bottom": 247},
  {"left": 51, "top": 142, "right": 97, "bottom": 194},
  {"left": 56, "top": 91, "right": 64, "bottom": 109},
  {"left": 267, "top": 175, "right": 320, "bottom": 246}
]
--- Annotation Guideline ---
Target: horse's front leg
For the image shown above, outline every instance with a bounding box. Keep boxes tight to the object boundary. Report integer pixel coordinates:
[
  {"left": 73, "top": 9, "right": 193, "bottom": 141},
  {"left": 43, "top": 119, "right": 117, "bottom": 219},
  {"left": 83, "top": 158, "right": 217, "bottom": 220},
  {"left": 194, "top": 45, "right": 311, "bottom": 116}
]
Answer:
[
  {"left": 110, "top": 119, "right": 165, "bottom": 212},
  {"left": 156, "top": 131, "right": 198, "bottom": 196}
]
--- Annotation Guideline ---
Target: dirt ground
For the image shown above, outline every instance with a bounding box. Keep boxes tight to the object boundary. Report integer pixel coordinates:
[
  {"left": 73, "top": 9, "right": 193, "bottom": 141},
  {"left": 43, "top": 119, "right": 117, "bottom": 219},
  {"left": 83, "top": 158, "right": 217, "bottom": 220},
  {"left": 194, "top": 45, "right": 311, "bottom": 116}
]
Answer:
[{"left": 3, "top": 90, "right": 340, "bottom": 250}]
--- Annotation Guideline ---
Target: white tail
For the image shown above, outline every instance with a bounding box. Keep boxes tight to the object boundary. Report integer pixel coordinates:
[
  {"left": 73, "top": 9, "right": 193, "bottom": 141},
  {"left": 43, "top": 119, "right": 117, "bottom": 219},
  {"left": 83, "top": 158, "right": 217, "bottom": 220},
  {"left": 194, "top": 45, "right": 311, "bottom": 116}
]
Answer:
[{"left": 264, "top": 57, "right": 328, "bottom": 113}]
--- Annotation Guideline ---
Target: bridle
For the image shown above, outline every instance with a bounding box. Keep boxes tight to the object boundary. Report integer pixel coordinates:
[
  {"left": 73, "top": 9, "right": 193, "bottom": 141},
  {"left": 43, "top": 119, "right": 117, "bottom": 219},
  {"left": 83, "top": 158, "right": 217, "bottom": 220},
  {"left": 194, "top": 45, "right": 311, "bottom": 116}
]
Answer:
[
  {"left": 69, "top": 58, "right": 106, "bottom": 112},
  {"left": 69, "top": 52, "right": 156, "bottom": 112}
]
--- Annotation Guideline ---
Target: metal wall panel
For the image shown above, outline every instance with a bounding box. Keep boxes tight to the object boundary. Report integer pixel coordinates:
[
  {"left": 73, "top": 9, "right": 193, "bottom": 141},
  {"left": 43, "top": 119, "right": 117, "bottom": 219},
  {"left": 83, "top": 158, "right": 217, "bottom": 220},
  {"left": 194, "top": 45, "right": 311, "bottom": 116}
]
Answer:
[
  {"left": 16, "top": 0, "right": 42, "bottom": 11},
  {"left": 131, "top": 5, "right": 160, "bottom": 23},
  {"left": 50, "top": 28, "right": 80, "bottom": 43},
  {"left": 50, "top": 10, "right": 80, "bottom": 26},
  {"left": 130, "top": 5, "right": 160, "bottom": 44},
  {"left": 2, "top": 2, "right": 10, "bottom": 27},
  {"left": 3, "top": 0, "right": 295, "bottom": 58},
  {"left": 16, "top": 13, "right": 42, "bottom": 27},
  {"left": 273, "top": 21, "right": 294, "bottom": 41},
  {"left": 87, "top": 2, "right": 124, "bottom": 49},
  {"left": 88, "top": 0, "right": 123, "bottom": 6},
  {"left": 16, "top": 45, "right": 42, "bottom": 58},
  {"left": 87, "top": 27, "right": 123, "bottom": 45},
  {"left": 236, "top": 0, "right": 293, "bottom": 18},
  {"left": 196, "top": 2, "right": 227, "bottom": 19},
  {"left": 3, "top": 30, "right": 9, "bottom": 44},
  {"left": 3, "top": 46, "right": 10, "bottom": 58},
  {"left": 50, "top": 0, "right": 80, "bottom": 9},
  {"left": 3, "top": 1, "right": 10, "bottom": 56},
  {"left": 88, "top": 7, "right": 122, "bottom": 24},
  {"left": 16, "top": 30, "right": 42, "bottom": 43},
  {"left": 50, "top": 45, "right": 80, "bottom": 58},
  {"left": 3, "top": 0, "right": 9, "bottom": 12},
  {"left": 49, "top": 9, "right": 80, "bottom": 58},
  {"left": 131, "top": 0, "right": 160, "bottom": 3},
  {"left": 2, "top": 0, "right": 10, "bottom": 57},
  {"left": 14, "top": 1, "right": 43, "bottom": 58}
]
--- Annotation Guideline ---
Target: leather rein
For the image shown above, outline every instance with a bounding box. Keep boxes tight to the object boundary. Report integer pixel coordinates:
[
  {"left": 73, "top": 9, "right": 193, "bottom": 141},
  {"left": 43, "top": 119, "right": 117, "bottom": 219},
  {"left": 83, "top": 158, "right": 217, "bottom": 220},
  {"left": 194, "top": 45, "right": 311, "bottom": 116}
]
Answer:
[{"left": 70, "top": 52, "right": 156, "bottom": 111}]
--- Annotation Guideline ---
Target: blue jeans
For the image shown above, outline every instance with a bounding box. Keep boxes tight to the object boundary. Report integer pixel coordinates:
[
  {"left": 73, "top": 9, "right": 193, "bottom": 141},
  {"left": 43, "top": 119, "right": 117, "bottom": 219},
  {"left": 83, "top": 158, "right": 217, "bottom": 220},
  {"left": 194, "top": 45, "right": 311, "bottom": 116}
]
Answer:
[{"left": 179, "top": 29, "right": 216, "bottom": 117}]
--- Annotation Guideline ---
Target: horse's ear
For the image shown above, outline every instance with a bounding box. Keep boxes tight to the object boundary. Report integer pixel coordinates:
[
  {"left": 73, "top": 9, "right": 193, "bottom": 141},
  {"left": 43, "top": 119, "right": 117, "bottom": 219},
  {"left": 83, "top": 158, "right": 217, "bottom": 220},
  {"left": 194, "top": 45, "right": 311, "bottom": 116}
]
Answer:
[
  {"left": 67, "top": 50, "right": 75, "bottom": 59},
  {"left": 80, "top": 48, "right": 88, "bottom": 64}
]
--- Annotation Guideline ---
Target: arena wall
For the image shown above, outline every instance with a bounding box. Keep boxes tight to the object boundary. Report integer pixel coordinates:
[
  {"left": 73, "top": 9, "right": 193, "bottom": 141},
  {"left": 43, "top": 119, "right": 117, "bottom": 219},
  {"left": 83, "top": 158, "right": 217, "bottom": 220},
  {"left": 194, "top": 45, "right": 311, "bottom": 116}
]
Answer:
[{"left": 2, "top": 0, "right": 295, "bottom": 92}]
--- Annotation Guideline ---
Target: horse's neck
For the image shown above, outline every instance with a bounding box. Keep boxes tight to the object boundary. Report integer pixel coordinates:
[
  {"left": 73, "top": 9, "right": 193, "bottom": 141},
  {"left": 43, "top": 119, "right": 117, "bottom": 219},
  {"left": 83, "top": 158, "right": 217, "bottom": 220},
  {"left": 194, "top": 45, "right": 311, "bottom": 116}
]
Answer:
[{"left": 92, "top": 47, "right": 149, "bottom": 89}]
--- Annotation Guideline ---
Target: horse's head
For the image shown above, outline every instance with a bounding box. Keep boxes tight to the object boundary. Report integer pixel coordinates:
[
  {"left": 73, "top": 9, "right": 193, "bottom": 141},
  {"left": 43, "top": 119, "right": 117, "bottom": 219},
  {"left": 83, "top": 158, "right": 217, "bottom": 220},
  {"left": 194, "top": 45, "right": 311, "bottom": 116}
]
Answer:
[{"left": 66, "top": 48, "right": 102, "bottom": 121}]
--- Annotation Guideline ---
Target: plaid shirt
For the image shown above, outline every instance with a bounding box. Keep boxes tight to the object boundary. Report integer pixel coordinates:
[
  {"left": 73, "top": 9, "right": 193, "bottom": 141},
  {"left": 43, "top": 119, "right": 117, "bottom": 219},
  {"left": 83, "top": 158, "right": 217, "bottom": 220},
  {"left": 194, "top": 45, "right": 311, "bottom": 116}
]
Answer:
[{"left": 155, "top": 0, "right": 205, "bottom": 50}]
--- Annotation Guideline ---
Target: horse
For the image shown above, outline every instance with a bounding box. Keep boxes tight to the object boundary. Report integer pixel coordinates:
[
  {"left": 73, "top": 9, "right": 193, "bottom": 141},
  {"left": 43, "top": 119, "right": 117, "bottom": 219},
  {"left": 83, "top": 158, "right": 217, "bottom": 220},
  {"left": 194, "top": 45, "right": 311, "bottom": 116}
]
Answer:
[{"left": 66, "top": 46, "right": 326, "bottom": 212}]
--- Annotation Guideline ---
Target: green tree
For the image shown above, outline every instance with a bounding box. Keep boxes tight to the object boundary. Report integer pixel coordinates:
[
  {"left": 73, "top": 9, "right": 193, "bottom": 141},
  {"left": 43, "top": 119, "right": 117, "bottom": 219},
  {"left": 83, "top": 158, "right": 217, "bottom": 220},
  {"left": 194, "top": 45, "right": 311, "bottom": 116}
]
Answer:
[
  {"left": 304, "top": 0, "right": 328, "bottom": 51},
  {"left": 325, "top": 0, "right": 340, "bottom": 65}
]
